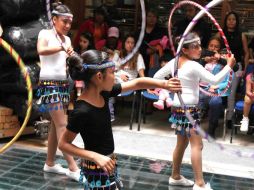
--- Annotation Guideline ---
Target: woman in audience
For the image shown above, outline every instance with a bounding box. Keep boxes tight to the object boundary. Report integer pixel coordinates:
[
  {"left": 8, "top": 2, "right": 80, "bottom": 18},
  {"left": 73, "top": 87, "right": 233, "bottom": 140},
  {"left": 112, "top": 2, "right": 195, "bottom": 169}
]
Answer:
[
  {"left": 74, "top": 6, "right": 108, "bottom": 47},
  {"left": 217, "top": 11, "right": 249, "bottom": 129},
  {"left": 115, "top": 34, "right": 145, "bottom": 83}
]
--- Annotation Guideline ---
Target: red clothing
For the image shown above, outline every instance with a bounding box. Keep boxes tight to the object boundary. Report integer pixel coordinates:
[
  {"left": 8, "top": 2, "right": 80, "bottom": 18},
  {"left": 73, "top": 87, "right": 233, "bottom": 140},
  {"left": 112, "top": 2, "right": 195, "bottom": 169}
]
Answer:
[{"left": 74, "top": 19, "right": 108, "bottom": 47}]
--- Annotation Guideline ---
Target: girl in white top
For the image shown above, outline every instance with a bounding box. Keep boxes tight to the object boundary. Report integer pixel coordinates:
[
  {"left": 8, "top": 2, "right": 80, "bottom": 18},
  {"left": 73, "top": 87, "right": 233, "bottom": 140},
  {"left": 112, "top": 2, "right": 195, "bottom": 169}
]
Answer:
[
  {"left": 154, "top": 32, "right": 235, "bottom": 190},
  {"left": 37, "top": 3, "right": 80, "bottom": 182},
  {"left": 115, "top": 34, "right": 145, "bottom": 83}
]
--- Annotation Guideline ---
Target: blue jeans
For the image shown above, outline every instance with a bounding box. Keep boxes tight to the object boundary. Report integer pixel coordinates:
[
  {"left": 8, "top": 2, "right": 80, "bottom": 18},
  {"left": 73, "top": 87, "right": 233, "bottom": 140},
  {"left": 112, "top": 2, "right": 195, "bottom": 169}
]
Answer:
[{"left": 199, "top": 93, "right": 223, "bottom": 136}]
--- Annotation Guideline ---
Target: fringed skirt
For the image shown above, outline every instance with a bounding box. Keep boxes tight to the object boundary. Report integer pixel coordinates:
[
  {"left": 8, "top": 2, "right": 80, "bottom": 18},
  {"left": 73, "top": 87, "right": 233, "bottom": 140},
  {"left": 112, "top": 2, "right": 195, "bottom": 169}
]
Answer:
[
  {"left": 36, "top": 80, "right": 70, "bottom": 112},
  {"left": 169, "top": 106, "right": 200, "bottom": 136},
  {"left": 80, "top": 154, "right": 122, "bottom": 190}
]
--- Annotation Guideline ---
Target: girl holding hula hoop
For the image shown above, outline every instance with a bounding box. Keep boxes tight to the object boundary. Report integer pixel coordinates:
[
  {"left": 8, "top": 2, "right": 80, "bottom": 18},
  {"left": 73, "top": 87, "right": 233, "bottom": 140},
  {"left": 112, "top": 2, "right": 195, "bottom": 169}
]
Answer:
[{"left": 37, "top": 3, "right": 80, "bottom": 181}]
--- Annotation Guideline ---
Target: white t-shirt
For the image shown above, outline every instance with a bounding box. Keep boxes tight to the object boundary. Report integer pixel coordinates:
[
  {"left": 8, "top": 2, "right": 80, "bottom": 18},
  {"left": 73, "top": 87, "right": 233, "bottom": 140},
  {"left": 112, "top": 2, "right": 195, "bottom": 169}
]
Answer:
[
  {"left": 115, "top": 54, "right": 145, "bottom": 82},
  {"left": 38, "top": 29, "right": 71, "bottom": 80},
  {"left": 154, "top": 58, "right": 232, "bottom": 106}
]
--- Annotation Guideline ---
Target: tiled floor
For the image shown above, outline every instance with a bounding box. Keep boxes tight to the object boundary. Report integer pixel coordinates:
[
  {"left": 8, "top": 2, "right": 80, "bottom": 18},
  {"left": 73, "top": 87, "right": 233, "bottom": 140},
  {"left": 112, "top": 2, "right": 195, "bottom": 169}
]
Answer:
[{"left": 0, "top": 148, "right": 254, "bottom": 190}]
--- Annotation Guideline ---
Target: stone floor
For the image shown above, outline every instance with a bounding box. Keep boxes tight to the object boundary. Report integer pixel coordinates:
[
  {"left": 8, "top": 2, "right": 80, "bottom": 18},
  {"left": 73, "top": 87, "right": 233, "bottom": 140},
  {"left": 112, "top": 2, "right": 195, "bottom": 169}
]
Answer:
[
  {"left": 0, "top": 101, "right": 254, "bottom": 189},
  {"left": 0, "top": 147, "right": 254, "bottom": 190}
]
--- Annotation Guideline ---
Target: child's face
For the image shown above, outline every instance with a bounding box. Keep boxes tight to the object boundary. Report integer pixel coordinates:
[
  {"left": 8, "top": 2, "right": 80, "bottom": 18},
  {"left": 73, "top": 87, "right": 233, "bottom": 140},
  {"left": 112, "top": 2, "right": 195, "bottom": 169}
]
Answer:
[
  {"left": 53, "top": 16, "right": 72, "bottom": 35},
  {"left": 208, "top": 39, "right": 221, "bottom": 52},
  {"left": 125, "top": 37, "right": 135, "bottom": 53},
  {"left": 79, "top": 36, "right": 89, "bottom": 51},
  {"left": 184, "top": 42, "right": 202, "bottom": 59}
]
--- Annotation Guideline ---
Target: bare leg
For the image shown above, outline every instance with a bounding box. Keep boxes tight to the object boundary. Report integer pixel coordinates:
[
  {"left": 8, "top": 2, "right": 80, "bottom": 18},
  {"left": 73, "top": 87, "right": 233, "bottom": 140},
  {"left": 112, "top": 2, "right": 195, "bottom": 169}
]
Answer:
[
  {"left": 243, "top": 95, "right": 253, "bottom": 117},
  {"left": 45, "top": 122, "right": 57, "bottom": 166},
  {"left": 189, "top": 129, "right": 205, "bottom": 187},
  {"left": 49, "top": 103, "right": 79, "bottom": 172},
  {"left": 171, "top": 134, "right": 189, "bottom": 179}
]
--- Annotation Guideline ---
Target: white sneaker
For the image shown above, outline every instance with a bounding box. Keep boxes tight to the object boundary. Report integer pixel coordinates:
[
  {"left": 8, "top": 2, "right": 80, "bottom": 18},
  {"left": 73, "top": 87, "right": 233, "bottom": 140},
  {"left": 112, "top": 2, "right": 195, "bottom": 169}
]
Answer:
[
  {"left": 240, "top": 117, "right": 249, "bottom": 132},
  {"left": 169, "top": 175, "right": 194, "bottom": 187},
  {"left": 193, "top": 183, "right": 213, "bottom": 190},
  {"left": 43, "top": 163, "right": 67, "bottom": 175},
  {"left": 66, "top": 169, "right": 84, "bottom": 182}
]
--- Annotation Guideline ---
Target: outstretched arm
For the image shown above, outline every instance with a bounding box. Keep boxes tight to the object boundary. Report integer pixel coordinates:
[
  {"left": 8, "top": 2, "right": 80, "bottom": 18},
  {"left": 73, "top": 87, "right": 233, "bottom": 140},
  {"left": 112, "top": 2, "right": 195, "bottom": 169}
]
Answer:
[{"left": 121, "top": 77, "right": 181, "bottom": 94}]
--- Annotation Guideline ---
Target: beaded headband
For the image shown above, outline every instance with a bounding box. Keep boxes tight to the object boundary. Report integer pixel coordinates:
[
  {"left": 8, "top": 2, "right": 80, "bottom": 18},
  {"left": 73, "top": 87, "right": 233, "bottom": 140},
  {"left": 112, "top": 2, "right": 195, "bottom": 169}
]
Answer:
[
  {"left": 83, "top": 61, "right": 115, "bottom": 70},
  {"left": 183, "top": 37, "right": 201, "bottom": 45},
  {"left": 52, "top": 10, "right": 73, "bottom": 18}
]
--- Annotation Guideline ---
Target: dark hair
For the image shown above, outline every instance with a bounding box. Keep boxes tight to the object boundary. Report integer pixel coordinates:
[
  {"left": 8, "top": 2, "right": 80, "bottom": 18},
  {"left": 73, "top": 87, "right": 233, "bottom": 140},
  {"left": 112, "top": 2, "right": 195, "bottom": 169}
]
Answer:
[
  {"left": 223, "top": 11, "right": 240, "bottom": 33},
  {"left": 146, "top": 8, "right": 159, "bottom": 18},
  {"left": 207, "top": 36, "right": 222, "bottom": 49},
  {"left": 52, "top": 2, "right": 72, "bottom": 16},
  {"left": 67, "top": 50, "right": 108, "bottom": 85},
  {"left": 120, "top": 34, "right": 139, "bottom": 70},
  {"left": 78, "top": 32, "right": 95, "bottom": 50},
  {"left": 94, "top": 6, "right": 108, "bottom": 17}
]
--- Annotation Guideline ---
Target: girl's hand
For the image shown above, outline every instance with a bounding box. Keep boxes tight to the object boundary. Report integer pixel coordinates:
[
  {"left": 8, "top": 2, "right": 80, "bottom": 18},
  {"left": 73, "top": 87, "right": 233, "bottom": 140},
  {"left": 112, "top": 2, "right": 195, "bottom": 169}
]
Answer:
[
  {"left": 166, "top": 77, "right": 181, "bottom": 93},
  {"left": 66, "top": 47, "right": 74, "bottom": 56},
  {"left": 93, "top": 153, "right": 116, "bottom": 175},
  {"left": 226, "top": 54, "right": 236, "bottom": 69},
  {"left": 120, "top": 74, "right": 129, "bottom": 82}
]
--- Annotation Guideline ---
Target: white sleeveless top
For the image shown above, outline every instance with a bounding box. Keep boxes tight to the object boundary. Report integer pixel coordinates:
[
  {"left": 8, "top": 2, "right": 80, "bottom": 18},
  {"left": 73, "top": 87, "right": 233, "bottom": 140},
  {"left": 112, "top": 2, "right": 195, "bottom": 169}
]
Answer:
[{"left": 38, "top": 29, "right": 71, "bottom": 80}]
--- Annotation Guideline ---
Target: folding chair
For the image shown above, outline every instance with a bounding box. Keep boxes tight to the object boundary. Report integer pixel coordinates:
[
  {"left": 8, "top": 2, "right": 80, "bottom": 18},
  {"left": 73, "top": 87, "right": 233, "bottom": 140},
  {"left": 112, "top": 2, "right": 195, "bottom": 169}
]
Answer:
[
  {"left": 117, "top": 90, "right": 137, "bottom": 130},
  {"left": 230, "top": 100, "right": 254, "bottom": 143}
]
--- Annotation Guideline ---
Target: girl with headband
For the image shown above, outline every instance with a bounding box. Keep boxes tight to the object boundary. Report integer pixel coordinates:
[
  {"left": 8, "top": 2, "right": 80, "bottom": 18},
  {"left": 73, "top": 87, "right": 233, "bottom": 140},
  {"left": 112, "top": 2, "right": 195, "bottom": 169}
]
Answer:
[
  {"left": 37, "top": 3, "right": 80, "bottom": 182},
  {"left": 58, "top": 49, "right": 182, "bottom": 190},
  {"left": 154, "top": 32, "right": 235, "bottom": 190}
]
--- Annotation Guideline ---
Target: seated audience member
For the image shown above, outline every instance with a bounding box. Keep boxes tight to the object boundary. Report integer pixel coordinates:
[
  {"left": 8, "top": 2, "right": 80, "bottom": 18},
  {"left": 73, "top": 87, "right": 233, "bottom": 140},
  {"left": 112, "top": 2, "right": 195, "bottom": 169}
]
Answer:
[
  {"left": 74, "top": 32, "right": 94, "bottom": 97},
  {"left": 115, "top": 34, "right": 145, "bottom": 83},
  {"left": 198, "top": 36, "right": 232, "bottom": 138},
  {"left": 73, "top": 6, "right": 108, "bottom": 47},
  {"left": 139, "top": 8, "right": 167, "bottom": 76},
  {"left": 95, "top": 26, "right": 122, "bottom": 59},
  {"left": 249, "top": 37, "right": 254, "bottom": 64},
  {"left": 240, "top": 70, "right": 254, "bottom": 132},
  {"left": 174, "top": 4, "right": 211, "bottom": 48}
]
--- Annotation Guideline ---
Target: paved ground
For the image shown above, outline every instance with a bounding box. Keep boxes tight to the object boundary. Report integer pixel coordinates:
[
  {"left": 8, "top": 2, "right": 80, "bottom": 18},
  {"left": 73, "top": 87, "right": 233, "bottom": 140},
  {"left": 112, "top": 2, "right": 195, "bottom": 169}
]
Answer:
[{"left": 0, "top": 101, "right": 254, "bottom": 189}]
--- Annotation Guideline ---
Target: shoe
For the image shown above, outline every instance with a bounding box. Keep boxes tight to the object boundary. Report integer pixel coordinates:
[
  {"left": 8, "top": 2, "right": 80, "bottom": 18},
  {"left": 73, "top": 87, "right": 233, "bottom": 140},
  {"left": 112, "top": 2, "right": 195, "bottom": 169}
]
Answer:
[
  {"left": 240, "top": 117, "right": 249, "bottom": 132},
  {"left": 111, "top": 116, "right": 115, "bottom": 122},
  {"left": 165, "top": 98, "right": 173, "bottom": 108},
  {"left": 43, "top": 163, "right": 67, "bottom": 175},
  {"left": 66, "top": 169, "right": 83, "bottom": 182},
  {"left": 193, "top": 183, "right": 213, "bottom": 190},
  {"left": 169, "top": 175, "right": 194, "bottom": 187},
  {"left": 153, "top": 100, "right": 164, "bottom": 110}
]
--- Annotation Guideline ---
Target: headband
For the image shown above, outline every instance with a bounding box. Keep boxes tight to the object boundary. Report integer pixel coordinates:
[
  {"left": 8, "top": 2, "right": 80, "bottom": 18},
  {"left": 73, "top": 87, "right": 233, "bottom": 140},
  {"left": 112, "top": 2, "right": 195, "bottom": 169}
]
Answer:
[
  {"left": 182, "top": 37, "right": 201, "bottom": 45},
  {"left": 83, "top": 61, "right": 115, "bottom": 70},
  {"left": 52, "top": 10, "right": 73, "bottom": 18}
]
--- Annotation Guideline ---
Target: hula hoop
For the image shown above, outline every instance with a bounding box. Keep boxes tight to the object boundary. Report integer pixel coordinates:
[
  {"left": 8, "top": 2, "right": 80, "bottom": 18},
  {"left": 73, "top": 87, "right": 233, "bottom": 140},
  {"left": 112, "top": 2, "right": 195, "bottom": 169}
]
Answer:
[
  {"left": 170, "top": 0, "right": 254, "bottom": 160},
  {"left": 120, "top": 0, "right": 146, "bottom": 65},
  {"left": 0, "top": 38, "right": 33, "bottom": 154},
  {"left": 168, "top": 0, "right": 233, "bottom": 97}
]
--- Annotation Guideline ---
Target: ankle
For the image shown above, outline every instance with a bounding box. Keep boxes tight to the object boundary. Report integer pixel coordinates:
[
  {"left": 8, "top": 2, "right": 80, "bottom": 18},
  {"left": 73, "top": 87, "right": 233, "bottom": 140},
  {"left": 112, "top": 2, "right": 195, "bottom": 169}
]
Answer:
[
  {"left": 195, "top": 181, "right": 205, "bottom": 187},
  {"left": 171, "top": 174, "right": 181, "bottom": 180},
  {"left": 45, "top": 162, "right": 55, "bottom": 167}
]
